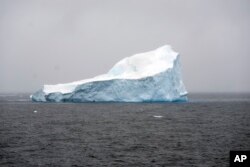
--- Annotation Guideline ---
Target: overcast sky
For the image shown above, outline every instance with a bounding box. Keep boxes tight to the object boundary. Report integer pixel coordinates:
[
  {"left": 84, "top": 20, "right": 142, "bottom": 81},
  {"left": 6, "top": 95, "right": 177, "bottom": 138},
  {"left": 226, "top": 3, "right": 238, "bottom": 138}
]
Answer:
[{"left": 0, "top": 0, "right": 250, "bottom": 93}]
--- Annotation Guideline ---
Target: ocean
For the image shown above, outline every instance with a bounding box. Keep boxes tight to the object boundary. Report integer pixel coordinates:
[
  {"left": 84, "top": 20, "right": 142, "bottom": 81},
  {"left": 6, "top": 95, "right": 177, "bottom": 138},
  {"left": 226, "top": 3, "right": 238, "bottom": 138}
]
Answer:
[{"left": 0, "top": 93, "right": 250, "bottom": 166}]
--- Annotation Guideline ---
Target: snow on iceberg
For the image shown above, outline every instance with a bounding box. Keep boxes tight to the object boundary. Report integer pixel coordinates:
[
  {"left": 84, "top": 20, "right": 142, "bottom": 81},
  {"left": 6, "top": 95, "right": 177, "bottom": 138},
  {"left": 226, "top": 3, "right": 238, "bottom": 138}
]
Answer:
[{"left": 31, "top": 45, "right": 188, "bottom": 102}]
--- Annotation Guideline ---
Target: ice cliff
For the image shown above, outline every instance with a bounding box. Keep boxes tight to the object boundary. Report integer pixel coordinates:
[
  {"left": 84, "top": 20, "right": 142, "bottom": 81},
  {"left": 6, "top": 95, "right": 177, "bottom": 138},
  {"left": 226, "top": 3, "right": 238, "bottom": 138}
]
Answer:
[{"left": 31, "top": 45, "right": 188, "bottom": 102}]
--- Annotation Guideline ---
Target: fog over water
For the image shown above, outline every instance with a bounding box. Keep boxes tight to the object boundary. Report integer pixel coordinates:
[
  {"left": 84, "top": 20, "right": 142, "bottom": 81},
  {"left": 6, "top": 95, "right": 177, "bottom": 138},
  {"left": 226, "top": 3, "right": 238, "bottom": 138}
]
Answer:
[{"left": 0, "top": 0, "right": 250, "bottom": 93}]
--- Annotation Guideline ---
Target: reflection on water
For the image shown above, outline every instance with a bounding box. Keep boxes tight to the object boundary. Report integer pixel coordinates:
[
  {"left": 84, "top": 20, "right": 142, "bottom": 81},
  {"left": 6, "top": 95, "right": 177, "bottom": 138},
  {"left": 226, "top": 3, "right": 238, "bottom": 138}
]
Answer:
[{"left": 0, "top": 93, "right": 250, "bottom": 102}]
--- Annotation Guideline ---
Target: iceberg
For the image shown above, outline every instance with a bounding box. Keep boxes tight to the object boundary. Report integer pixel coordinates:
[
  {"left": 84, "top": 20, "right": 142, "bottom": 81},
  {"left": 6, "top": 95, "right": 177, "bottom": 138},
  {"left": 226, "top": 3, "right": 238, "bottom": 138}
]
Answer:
[{"left": 31, "top": 45, "right": 188, "bottom": 102}]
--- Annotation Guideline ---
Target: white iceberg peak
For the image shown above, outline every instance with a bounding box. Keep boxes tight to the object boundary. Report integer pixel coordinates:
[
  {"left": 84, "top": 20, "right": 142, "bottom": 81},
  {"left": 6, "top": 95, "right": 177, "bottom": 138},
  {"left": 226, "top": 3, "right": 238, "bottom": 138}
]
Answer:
[{"left": 43, "top": 45, "right": 178, "bottom": 94}]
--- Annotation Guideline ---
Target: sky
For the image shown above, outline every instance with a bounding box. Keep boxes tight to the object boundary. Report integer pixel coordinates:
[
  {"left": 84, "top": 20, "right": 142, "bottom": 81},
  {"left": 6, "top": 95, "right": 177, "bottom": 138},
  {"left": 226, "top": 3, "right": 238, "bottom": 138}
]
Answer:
[{"left": 0, "top": 0, "right": 250, "bottom": 93}]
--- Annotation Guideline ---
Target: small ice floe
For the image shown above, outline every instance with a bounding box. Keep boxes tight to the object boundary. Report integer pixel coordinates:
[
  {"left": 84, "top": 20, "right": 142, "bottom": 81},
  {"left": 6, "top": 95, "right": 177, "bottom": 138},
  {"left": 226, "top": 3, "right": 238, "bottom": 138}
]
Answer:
[
  {"left": 33, "top": 110, "right": 37, "bottom": 113},
  {"left": 153, "top": 115, "right": 163, "bottom": 118}
]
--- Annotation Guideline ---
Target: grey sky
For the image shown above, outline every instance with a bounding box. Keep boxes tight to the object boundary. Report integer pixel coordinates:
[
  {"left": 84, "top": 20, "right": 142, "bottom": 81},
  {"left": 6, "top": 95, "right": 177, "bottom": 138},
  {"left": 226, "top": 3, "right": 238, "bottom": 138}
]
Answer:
[{"left": 1, "top": 0, "right": 250, "bottom": 93}]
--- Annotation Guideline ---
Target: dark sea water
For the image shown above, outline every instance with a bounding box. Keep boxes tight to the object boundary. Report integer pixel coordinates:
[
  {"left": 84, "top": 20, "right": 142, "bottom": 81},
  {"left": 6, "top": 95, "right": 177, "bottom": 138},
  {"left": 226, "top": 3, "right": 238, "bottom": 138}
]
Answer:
[{"left": 0, "top": 93, "right": 250, "bottom": 167}]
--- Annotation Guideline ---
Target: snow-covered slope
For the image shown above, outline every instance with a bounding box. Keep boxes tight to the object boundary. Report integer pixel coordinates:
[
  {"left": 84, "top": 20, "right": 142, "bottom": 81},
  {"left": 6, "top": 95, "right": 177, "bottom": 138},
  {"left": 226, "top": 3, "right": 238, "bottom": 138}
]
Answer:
[{"left": 31, "top": 45, "right": 188, "bottom": 102}]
